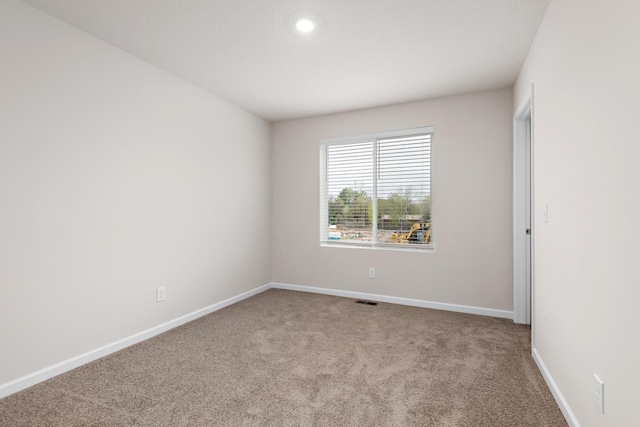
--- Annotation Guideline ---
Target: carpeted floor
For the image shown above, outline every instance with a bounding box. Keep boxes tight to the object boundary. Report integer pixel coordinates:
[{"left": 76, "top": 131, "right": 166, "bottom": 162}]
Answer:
[{"left": 0, "top": 289, "right": 567, "bottom": 426}]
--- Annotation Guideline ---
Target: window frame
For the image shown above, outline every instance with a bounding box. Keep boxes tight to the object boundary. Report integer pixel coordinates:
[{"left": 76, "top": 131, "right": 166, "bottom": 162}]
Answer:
[{"left": 320, "top": 126, "right": 434, "bottom": 252}]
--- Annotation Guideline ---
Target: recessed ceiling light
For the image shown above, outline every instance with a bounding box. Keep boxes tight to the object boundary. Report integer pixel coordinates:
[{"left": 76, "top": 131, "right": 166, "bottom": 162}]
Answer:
[{"left": 296, "top": 19, "right": 315, "bottom": 33}]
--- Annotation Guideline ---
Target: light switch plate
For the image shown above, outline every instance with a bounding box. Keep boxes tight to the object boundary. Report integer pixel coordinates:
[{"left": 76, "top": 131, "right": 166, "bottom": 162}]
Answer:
[{"left": 594, "top": 374, "right": 604, "bottom": 413}]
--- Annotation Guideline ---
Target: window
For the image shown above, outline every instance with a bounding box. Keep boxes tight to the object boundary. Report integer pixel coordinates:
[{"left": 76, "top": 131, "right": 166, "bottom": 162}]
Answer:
[{"left": 320, "top": 126, "right": 433, "bottom": 250}]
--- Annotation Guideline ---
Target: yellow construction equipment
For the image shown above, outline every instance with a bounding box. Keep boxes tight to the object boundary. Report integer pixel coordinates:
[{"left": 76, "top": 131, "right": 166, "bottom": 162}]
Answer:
[{"left": 391, "top": 222, "right": 431, "bottom": 244}]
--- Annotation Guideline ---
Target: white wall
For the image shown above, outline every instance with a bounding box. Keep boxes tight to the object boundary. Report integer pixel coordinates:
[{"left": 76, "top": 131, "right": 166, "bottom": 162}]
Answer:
[
  {"left": 514, "top": 0, "right": 640, "bottom": 425},
  {"left": 0, "top": 0, "right": 271, "bottom": 386},
  {"left": 272, "top": 89, "right": 514, "bottom": 311}
]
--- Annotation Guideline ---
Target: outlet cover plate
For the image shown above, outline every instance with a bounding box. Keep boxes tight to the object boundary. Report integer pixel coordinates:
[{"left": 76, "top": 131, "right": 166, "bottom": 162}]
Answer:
[{"left": 156, "top": 287, "right": 166, "bottom": 302}]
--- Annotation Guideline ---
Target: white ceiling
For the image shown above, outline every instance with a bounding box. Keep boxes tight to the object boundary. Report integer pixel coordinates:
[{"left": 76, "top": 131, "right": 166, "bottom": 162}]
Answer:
[{"left": 20, "top": 0, "right": 550, "bottom": 122}]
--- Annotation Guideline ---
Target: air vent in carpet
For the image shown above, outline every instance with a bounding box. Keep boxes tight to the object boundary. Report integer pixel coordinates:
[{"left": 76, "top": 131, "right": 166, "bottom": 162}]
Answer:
[{"left": 355, "top": 300, "right": 378, "bottom": 306}]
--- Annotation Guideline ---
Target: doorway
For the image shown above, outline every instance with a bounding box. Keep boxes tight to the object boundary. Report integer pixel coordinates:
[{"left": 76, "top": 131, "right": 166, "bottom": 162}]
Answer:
[{"left": 513, "top": 86, "right": 533, "bottom": 326}]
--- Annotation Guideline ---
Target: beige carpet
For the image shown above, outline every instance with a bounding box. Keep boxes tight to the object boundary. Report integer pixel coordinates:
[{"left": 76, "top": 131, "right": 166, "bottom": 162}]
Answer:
[{"left": 0, "top": 289, "right": 567, "bottom": 426}]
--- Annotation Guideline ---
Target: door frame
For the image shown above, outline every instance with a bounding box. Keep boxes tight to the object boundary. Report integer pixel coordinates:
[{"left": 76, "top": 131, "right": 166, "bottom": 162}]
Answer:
[{"left": 513, "top": 85, "right": 534, "bottom": 327}]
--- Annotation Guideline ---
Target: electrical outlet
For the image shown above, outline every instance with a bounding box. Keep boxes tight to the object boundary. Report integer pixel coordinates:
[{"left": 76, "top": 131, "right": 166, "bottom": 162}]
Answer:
[
  {"left": 594, "top": 374, "right": 604, "bottom": 413},
  {"left": 368, "top": 267, "right": 375, "bottom": 278},
  {"left": 156, "top": 287, "right": 166, "bottom": 302}
]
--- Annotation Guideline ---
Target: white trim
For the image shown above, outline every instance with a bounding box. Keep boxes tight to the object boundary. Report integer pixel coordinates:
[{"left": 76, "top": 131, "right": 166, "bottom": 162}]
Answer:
[
  {"left": 320, "top": 126, "right": 434, "bottom": 146},
  {"left": 0, "top": 283, "right": 271, "bottom": 399},
  {"left": 0, "top": 281, "right": 518, "bottom": 400},
  {"left": 513, "top": 85, "right": 534, "bottom": 325},
  {"left": 532, "top": 348, "right": 581, "bottom": 427},
  {"left": 320, "top": 241, "right": 435, "bottom": 252},
  {"left": 270, "top": 282, "right": 513, "bottom": 319}
]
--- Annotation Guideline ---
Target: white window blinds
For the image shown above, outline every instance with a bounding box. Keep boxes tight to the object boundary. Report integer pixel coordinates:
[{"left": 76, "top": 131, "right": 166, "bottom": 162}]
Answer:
[
  {"left": 320, "top": 127, "right": 433, "bottom": 250},
  {"left": 325, "top": 142, "right": 373, "bottom": 243}
]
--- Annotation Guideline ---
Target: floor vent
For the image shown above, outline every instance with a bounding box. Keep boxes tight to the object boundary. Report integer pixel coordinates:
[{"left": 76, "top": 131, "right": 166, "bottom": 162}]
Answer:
[{"left": 355, "top": 300, "right": 378, "bottom": 306}]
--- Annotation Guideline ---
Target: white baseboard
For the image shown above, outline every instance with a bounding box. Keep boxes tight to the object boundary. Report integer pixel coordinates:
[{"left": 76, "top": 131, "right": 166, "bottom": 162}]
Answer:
[
  {"left": 1, "top": 282, "right": 513, "bottom": 400},
  {"left": 270, "top": 282, "right": 514, "bottom": 320},
  {"left": 3, "top": 282, "right": 577, "bottom": 426},
  {"left": 0, "top": 283, "right": 271, "bottom": 399},
  {"left": 532, "top": 347, "right": 580, "bottom": 427}
]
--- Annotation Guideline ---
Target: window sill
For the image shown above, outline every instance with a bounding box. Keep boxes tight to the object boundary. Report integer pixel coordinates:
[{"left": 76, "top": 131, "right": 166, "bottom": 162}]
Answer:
[{"left": 320, "top": 241, "right": 434, "bottom": 253}]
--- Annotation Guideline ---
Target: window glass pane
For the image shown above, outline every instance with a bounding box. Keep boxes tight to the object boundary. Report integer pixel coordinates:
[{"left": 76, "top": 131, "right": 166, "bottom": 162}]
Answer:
[
  {"left": 326, "top": 142, "right": 373, "bottom": 243},
  {"left": 377, "top": 134, "right": 431, "bottom": 245}
]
